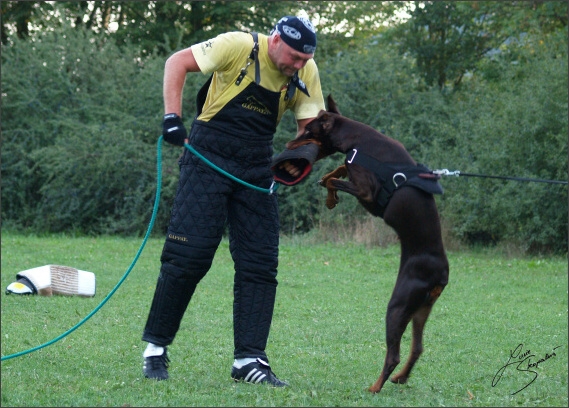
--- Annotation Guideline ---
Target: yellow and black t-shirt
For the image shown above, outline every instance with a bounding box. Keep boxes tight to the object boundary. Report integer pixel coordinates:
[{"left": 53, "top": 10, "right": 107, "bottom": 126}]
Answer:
[{"left": 191, "top": 31, "right": 325, "bottom": 125}]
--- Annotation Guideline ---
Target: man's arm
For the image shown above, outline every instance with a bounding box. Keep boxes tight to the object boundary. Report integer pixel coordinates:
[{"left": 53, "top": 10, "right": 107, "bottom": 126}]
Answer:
[
  {"left": 295, "top": 117, "right": 315, "bottom": 138},
  {"left": 163, "top": 47, "right": 202, "bottom": 115}
]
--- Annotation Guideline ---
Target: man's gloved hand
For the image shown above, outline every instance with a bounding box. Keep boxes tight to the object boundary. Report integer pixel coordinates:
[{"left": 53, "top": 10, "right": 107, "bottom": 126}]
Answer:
[{"left": 162, "top": 113, "right": 187, "bottom": 146}]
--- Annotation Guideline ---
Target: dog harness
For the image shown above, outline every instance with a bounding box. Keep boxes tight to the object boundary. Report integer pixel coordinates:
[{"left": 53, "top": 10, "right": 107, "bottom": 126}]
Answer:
[{"left": 346, "top": 148, "right": 444, "bottom": 217}]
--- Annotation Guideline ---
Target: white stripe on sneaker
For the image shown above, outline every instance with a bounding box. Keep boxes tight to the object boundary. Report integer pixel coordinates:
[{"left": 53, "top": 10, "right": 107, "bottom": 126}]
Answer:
[
  {"left": 244, "top": 368, "right": 267, "bottom": 383},
  {"left": 244, "top": 369, "right": 257, "bottom": 382},
  {"left": 252, "top": 372, "right": 267, "bottom": 383}
]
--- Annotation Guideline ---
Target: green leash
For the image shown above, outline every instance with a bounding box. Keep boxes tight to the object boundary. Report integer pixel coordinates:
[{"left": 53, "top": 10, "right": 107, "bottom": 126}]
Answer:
[
  {"left": 1, "top": 136, "right": 280, "bottom": 362},
  {"left": 183, "top": 142, "right": 280, "bottom": 194},
  {"left": 1, "top": 137, "right": 164, "bottom": 362}
]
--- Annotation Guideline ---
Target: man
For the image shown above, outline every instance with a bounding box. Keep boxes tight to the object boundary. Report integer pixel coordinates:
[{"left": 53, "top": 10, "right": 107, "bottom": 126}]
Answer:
[{"left": 141, "top": 15, "right": 324, "bottom": 386}]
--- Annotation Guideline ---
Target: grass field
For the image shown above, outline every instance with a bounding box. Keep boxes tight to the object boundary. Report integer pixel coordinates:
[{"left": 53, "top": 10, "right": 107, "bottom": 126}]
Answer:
[{"left": 1, "top": 233, "right": 567, "bottom": 407}]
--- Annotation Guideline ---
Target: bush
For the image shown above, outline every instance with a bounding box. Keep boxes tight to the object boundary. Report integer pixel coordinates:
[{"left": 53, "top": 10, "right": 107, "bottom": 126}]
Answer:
[
  {"left": 1, "top": 27, "right": 181, "bottom": 234},
  {"left": 438, "top": 30, "right": 568, "bottom": 253},
  {"left": 2, "top": 24, "right": 567, "bottom": 253}
]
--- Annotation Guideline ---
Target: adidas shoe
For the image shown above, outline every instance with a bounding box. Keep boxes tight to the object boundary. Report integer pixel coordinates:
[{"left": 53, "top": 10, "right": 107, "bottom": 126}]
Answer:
[
  {"left": 143, "top": 348, "right": 170, "bottom": 380},
  {"left": 231, "top": 358, "right": 288, "bottom": 387}
]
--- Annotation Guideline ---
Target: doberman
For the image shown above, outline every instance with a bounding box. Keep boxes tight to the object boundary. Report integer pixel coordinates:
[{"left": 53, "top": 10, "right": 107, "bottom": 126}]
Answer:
[{"left": 286, "top": 95, "right": 449, "bottom": 393}]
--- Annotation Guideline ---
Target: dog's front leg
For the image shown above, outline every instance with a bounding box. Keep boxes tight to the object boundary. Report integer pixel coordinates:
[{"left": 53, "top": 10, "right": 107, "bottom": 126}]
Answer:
[
  {"left": 319, "top": 165, "right": 348, "bottom": 209},
  {"left": 328, "top": 178, "right": 369, "bottom": 202},
  {"left": 319, "top": 165, "right": 348, "bottom": 185},
  {"left": 324, "top": 183, "right": 339, "bottom": 209}
]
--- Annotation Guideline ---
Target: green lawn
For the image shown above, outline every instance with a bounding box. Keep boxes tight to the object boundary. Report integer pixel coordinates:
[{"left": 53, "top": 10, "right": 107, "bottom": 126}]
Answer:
[{"left": 1, "top": 233, "right": 567, "bottom": 407}]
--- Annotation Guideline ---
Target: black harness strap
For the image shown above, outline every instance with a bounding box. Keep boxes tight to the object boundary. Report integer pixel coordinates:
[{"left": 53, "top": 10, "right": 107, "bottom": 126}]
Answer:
[
  {"left": 197, "top": 33, "right": 260, "bottom": 116},
  {"left": 346, "top": 149, "right": 443, "bottom": 216},
  {"left": 196, "top": 74, "right": 213, "bottom": 116},
  {"left": 252, "top": 32, "right": 260, "bottom": 85},
  {"left": 233, "top": 31, "right": 309, "bottom": 101},
  {"left": 235, "top": 32, "right": 260, "bottom": 86},
  {"left": 199, "top": 31, "right": 310, "bottom": 116}
]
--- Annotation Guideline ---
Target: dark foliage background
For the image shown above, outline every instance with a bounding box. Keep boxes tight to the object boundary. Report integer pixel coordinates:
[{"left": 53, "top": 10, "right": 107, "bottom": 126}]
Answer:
[{"left": 2, "top": 1, "right": 567, "bottom": 253}]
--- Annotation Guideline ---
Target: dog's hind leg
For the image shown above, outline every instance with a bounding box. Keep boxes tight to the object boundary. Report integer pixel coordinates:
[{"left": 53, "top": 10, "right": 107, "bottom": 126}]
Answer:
[
  {"left": 389, "top": 305, "right": 431, "bottom": 384},
  {"left": 369, "top": 264, "right": 444, "bottom": 394},
  {"left": 368, "top": 303, "right": 413, "bottom": 393},
  {"left": 390, "top": 285, "right": 444, "bottom": 385}
]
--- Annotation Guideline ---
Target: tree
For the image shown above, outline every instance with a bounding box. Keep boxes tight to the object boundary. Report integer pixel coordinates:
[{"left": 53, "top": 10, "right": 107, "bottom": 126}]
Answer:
[
  {"left": 390, "top": 1, "right": 567, "bottom": 90},
  {"left": 1, "top": 1, "right": 402, "bottom": 55},
  {"left": 1, "top": 27, "right": 179, "bottom": 234},
  {"left": 390, "top": 1, "right": 504, "bottom": 89},
  {"left": 1, "top": 1, "right": 49, "bottom": 43}
]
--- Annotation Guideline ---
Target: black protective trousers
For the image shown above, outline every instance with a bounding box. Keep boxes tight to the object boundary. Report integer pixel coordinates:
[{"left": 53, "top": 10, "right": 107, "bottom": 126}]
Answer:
[{"left": 142, "top": 121, "right": 279, "bottom": 361}]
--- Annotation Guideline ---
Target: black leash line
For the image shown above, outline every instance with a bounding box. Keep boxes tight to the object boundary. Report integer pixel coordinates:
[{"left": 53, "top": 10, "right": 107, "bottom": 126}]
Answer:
[{"left": 433, "top": 169, "right": 568, "bottom": 185}]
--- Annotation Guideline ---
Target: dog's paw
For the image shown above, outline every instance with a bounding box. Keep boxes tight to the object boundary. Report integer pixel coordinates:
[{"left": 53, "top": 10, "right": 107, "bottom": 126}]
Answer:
[
  {"left": 325, "top": 191, "right": 339, "bottom": 209},
  {"left": 389, "top": 374, "right": 408, "bottom": 384},
  {"left": 318, "top": 176, "right": 332, "bottom": 187},
  {"left": 368, "top": 384, "right": 382, "bottom": 394}
]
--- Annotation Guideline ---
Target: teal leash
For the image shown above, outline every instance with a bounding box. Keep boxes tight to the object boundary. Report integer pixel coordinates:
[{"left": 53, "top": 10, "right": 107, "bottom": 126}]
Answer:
[
  {"left": 183, "top": 142, "right": 279, "bottom": 194},
  {"left": 1, "top": 136, "right": 165, "bottom": 362},
  {"left": 1, "top": 136, "right": 280, "bottom": 362}
]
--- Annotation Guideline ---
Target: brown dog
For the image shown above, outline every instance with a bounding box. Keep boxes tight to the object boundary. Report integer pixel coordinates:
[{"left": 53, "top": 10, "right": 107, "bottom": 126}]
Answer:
[{"left": 287, "top": 95, "right": 449, "bottom": 394}]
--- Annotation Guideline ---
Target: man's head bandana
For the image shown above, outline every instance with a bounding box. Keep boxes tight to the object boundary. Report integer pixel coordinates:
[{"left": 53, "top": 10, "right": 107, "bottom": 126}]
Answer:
[{"left": 271, "top": 16, "right": 317, "bottom": 54}]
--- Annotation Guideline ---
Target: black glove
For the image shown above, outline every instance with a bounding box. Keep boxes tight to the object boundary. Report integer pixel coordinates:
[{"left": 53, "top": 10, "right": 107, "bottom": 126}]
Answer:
[{"left": 162, "top": 113, "right": 187, "bottom": 146}]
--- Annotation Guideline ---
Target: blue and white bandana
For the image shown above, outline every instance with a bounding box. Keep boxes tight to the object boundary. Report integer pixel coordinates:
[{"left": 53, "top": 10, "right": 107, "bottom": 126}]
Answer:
[{"left": 271, "top": 16, "right": 317, "bottom": 54}]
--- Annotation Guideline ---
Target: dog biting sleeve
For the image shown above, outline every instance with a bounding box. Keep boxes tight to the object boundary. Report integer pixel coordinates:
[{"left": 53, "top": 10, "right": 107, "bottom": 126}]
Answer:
[{"left": 271, "top": 143, "right": 319, "bottom": 185}]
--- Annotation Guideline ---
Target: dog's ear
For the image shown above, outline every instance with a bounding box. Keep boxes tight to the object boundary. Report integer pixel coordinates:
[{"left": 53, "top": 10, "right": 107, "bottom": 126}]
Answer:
[
  {"left": 321, "top": 113, "right": 335, "bottom": 133},
  {"left": 327, "top": 95, "right": 341, "bottom": 115}
]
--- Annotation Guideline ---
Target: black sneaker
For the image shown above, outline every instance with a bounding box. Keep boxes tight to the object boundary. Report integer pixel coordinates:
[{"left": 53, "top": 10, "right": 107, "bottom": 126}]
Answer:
[
  {"left": 143, "top": 348, "right": 170, "bottom": 380},
  {"left": 231, "top": 358, "right": 288, "bottom": 387}
]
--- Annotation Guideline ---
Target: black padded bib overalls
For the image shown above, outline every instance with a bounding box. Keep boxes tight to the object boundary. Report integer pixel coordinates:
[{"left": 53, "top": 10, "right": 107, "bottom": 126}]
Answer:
[{"left": 143, "top": 34, "right": 282, "bottom": 361}]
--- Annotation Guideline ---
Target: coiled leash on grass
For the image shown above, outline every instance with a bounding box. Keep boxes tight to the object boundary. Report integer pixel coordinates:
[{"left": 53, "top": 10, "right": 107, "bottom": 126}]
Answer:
[
  {"left": 1, "top": 136, "right": 279, "bottom": 362},
  {"left": 1, "top": 137, "right": 164, "bottom": 362}
]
